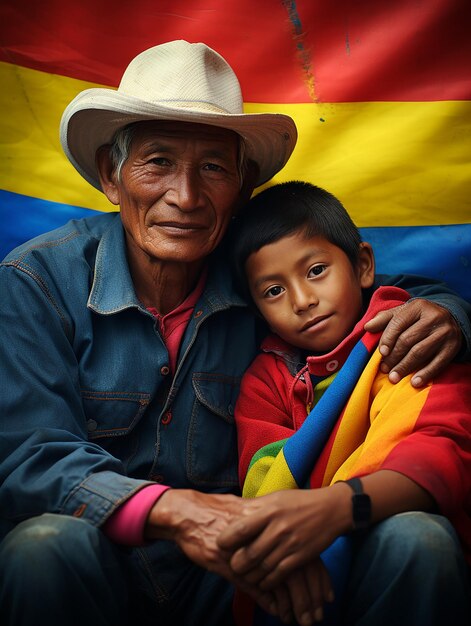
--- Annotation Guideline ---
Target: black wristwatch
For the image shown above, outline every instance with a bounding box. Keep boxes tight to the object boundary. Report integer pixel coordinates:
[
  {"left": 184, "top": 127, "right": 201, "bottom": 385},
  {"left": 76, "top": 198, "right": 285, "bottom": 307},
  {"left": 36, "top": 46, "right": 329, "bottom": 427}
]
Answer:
[{"left": 341, "top": 477, "right": 372, "bottom": 531}]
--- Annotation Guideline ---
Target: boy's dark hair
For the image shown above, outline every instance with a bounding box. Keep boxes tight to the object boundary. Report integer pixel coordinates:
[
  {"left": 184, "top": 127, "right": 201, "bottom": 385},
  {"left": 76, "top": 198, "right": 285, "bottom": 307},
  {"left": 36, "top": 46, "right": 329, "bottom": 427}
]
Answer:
[{"left": 231, "top": 181, "right": 362, "bottom": 303}]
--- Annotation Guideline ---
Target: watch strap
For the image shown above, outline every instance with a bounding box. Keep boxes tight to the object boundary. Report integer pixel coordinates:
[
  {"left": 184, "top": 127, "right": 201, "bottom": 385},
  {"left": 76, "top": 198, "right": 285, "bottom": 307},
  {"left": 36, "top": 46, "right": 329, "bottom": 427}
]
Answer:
[{"left": 341, "top": 477, "right": 372, "bottom": 531}]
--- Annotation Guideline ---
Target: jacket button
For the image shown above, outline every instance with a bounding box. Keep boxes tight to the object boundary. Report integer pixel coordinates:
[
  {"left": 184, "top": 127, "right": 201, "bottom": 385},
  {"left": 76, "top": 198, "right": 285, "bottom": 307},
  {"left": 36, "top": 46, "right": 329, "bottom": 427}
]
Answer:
[
  {"left": 160, "top": 365, "right": 170, "bottom": 376},
  {"left": 86, "top": 419, "right": 97, "bottom": 432},
  {"left": 161, "top": 411, "right": 172, "bottom": 425}
]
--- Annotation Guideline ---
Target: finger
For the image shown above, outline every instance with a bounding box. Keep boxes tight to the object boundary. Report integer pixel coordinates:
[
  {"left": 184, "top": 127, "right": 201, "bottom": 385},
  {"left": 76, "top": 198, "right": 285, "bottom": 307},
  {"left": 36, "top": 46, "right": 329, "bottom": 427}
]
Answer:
[
  {"left": 253, "top": 539, "right": 327, "bottom": 590},
  {"left": 273, "top": 584, "right": 294, "bottom": 624},
  {"left": 375, "top": 305, "right": 421, "bottom": 359},
  {"left": 398, "top": 349, "right": 457, "bottom": 388},
  {"left": 231, "top": 532, "right": 308, "bottom": 584},
  {"left": 230, "top": 571, "right": 278, "bottom": 615},
  {"left": 304, "top": 561, "right": 331, "bottom": 624},
  {"left": 375, "top": 300, "right": 461, "bottom": 376},
  {"left": 231, "top": 536, "right": 306, "bottom": 587},
  {"left": 363, "top": 309, "right": 394, "bottom": 334},
  {"left": 381, "top": 333, "right": 435, "bottom": 379},
  {"left": 317, "top": 561, "right": 335, "bottom": 605},
  {"left": 249, "top": 589, "right": 278, "bottom": 618},
  {"left": 379, "top": 315, "right": 452, "bottom": 376},
  {"left": 286, "top": 568, "right": 318, "bottom": 626},
  {"left": 259, "top": 552, "right": 303, "bottom": 589},
  {"left": 385, "top": 331, "right": 459, "bottom": 384},
  {"left": 228, "top": 514, "right": 296, "bottom": 576},
  {"left": 217, "top": 509, "right": 268, "bottom": 552},
  {"left": 231, "top": 554, "right": 272, "bottom": 585}
]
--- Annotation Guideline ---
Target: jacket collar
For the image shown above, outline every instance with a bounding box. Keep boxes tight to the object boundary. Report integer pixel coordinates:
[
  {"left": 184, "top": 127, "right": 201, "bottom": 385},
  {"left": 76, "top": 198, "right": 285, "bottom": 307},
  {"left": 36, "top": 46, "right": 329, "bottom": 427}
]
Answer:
[
  {"left": 87, "top": 215, "right": 247, "bottom": 315},
  {"left": 199, "top": 249, "right": 248, "bottom": 314},
  {"left": 88, "top": 215, "right": 146, "bottom": 315}
]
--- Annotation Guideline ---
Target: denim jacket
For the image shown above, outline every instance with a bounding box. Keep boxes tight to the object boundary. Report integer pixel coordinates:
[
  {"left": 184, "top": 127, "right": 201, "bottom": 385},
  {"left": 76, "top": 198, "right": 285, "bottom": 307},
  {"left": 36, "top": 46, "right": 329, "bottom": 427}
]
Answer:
[{"left": 0, "top": 213, "right": 263, "bottom": 542}]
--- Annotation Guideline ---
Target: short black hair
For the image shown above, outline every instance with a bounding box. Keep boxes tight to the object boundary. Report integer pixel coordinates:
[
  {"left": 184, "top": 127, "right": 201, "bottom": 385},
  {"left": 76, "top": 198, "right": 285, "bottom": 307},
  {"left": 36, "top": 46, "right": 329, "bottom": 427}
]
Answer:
[{"left": 231, "top": 181, "right": 362, "bottom": 303}]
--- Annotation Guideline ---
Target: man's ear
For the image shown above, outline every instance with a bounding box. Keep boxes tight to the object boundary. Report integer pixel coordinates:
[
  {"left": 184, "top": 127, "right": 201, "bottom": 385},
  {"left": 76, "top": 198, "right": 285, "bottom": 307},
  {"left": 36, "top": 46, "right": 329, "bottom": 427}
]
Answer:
[
  {"left": 95, "top": 145, "right": 120, "bottom": 206},
  {"left": 358, "top": 242, "right": 376, "bottom": 288}
]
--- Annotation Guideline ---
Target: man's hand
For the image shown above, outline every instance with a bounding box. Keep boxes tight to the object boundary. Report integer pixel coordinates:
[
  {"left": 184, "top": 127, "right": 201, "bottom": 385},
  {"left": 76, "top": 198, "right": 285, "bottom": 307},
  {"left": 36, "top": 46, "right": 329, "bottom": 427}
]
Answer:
[
  {"left": 146, "top": 489, "right": 240, "bottom": 564},
  {"left": 364, "top": 298, "right": 462, "bottom": 387},
  {"left": 144, "top": 487, "right": 347, "bottom": 624},
  {"left": 217, "top": 487, "right": 349, "bottom": 589},
  {"left": 145, "top": 489, "right": 276, "bottom": 614},
  {"left": 216, "top": 488, "right": 347, "bottom": 625}
]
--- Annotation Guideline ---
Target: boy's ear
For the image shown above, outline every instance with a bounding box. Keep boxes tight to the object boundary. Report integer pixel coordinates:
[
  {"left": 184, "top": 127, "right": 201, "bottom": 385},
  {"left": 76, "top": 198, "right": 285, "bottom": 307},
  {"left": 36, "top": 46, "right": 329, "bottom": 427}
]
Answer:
[
  {"left": 357, "top": 242, "right": 375, "bottom": 288},
  {"left": 95, "top": 145, "right": 120, "bottom": 206}
]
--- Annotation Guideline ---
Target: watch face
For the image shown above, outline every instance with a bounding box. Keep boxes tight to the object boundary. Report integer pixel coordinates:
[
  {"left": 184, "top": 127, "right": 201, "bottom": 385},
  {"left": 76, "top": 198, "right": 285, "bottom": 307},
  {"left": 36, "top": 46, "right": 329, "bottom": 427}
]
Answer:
[{"left": 352, "top": 493, "right": 371, "bottom": 530}]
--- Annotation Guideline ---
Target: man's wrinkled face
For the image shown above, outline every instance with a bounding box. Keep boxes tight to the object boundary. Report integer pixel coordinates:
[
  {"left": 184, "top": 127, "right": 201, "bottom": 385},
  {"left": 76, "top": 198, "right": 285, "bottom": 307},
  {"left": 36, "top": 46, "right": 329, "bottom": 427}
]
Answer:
[{"left": 112, "top": 121, "right": 242, "bottom": 264}]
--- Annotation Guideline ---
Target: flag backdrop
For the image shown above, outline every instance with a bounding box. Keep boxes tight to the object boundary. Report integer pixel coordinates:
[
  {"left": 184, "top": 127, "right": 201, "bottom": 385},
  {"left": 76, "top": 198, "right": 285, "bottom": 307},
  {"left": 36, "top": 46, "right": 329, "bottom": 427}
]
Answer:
[{"left": 1, "top": 0, "right": 470, "bottom": 299}]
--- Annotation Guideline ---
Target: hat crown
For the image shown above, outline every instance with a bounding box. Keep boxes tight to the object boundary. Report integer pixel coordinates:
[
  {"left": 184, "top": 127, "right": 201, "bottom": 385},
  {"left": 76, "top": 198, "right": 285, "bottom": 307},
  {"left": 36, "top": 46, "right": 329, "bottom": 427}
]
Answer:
[{"left": 118, "top": 40, "right": 243, "bottom": 114}]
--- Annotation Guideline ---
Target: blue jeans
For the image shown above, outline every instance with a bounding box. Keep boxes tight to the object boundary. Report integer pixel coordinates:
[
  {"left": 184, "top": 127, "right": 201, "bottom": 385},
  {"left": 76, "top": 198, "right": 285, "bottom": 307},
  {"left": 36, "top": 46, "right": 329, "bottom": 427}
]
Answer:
[
  {"left": 0, "top": 512, "right": 469, "bottom": 625},
  {"left": 0, "top": 513, "right": 234, "bottom": 626},
  {"left": 343, "top": 512, "right": 471, "bottom": 626}
]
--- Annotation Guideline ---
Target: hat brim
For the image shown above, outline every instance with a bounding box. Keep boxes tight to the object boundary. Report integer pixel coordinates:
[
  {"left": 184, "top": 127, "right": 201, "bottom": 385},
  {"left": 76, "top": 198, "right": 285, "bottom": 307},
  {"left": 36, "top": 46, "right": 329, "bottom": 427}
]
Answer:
[{"left": 60, "top": 88, "right": 297, "bottom": 190}]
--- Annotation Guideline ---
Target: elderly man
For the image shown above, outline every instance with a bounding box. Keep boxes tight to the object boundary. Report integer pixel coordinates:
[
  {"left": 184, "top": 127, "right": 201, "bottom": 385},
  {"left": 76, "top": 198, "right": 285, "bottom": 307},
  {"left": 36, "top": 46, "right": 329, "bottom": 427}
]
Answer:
[{"left": 0, "top": 41, "right": 470, "bottom": 626}]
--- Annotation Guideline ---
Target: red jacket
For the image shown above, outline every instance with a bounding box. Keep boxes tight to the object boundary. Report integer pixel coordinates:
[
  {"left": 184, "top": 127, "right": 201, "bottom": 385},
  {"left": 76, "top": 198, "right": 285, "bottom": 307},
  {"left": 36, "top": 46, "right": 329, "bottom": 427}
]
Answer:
[{"left": 236, "top": 287, "right": 471, "bottom": 563}]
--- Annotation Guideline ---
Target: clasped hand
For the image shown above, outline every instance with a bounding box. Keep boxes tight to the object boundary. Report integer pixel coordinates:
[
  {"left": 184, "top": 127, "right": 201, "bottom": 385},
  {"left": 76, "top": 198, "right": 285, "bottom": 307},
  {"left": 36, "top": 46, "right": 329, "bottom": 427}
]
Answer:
[
  {"left": 218, "top": 488, "right": 349, "bottom": 625},
  {"left": 147, "top": 488, "right": 345, "bottom": 625}
]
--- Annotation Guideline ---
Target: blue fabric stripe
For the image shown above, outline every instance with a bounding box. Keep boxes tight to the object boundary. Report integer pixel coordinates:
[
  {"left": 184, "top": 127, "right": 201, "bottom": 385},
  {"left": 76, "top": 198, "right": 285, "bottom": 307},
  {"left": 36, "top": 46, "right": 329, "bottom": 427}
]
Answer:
[
  {"left": 360, "top": 224, "right": 471, "bottom": 301},
  {"left": 0, "top": 191, "right": 98, "bottom": 260},
  {"left": 1, "top": 193, "right": 470, "bottom": 300},
  {"left": 283, "top": 340, "right": 371, "bottom": 485}
]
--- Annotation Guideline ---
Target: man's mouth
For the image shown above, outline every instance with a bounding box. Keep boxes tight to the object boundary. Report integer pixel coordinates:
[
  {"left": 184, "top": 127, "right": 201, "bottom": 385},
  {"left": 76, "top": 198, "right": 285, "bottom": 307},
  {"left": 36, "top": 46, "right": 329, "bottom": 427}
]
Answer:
[{"left": 152, "top": 221, "right": 207, "bottom": 232}]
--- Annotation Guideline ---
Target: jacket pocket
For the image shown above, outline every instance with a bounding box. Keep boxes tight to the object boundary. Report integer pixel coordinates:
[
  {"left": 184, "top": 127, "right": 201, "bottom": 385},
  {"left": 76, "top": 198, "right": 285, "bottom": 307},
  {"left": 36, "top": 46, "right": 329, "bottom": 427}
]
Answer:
[
  {"left": 187, "top": 373, "right": 241, "bottom": 489},
  {"left": 81, "top": 390, "right": 151, "bottom": 439},
  {"left": 81, "top": 390, "right": 151, "bottom": 472}
]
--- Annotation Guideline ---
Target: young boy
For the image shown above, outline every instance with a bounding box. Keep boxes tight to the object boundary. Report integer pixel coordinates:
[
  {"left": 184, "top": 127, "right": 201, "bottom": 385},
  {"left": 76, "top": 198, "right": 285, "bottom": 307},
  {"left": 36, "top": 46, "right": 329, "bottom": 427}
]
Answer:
[{"left": 229, "top": 181, "right": 471, "bottom": 625}]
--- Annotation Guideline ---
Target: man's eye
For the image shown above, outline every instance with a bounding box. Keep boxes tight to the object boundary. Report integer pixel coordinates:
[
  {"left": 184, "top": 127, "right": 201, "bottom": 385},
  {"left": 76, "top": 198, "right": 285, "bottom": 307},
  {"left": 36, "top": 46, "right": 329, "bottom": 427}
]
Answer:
[
  {"left": 150, "top": 157, "right": 170, "bottom": 166},
  {"left": 309, "top": 265, "right": 327, "bottom": 277},
  {"left": 265, "top": 285, "right": 284, "bottom": 298},
  {"left": 203, "top": 163, "right": 224, "bottom": 172}
]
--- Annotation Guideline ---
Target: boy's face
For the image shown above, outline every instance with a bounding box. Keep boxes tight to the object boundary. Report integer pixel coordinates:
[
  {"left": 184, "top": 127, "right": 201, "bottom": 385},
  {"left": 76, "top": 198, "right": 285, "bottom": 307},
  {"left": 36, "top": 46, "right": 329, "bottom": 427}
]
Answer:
[{"left": 246, "top": 232, "right": 375, "bottom": 354}]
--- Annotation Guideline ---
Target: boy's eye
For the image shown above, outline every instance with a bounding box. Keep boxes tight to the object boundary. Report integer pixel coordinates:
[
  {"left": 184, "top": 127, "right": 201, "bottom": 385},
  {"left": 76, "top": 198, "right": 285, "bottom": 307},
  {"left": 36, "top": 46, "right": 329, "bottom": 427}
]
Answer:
[
  {"left": 264, "top": 285, "right": 284, "bottom": 298},
  {"left": 308, "top": 265, "right": 327, "bottom": 277}
]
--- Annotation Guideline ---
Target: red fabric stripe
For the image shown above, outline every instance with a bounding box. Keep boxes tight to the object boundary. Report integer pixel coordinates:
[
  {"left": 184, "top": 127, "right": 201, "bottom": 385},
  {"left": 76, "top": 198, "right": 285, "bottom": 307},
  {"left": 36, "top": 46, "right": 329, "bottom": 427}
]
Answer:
[{"left": 1, "top": 0, "right": 470, "bottom": 102}]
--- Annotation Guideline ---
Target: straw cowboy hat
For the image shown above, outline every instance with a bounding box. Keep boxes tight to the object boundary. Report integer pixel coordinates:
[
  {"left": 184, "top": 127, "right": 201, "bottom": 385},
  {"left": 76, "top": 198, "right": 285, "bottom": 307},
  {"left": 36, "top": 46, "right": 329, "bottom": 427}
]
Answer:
[{"left": 60, "top": 40, "right": 298, "bottom": 190}]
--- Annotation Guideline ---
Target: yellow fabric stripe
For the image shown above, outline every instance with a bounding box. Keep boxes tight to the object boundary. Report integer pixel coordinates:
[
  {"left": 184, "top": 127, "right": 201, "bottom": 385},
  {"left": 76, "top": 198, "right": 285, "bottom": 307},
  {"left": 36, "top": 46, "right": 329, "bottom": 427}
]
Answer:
[
  {"left": 2, "top": 62, "right": 470, "bottom": 226},
  {"left": 323, "top": 349, "right": 431, "bottom": 485},
  {"left": 248, "top": 101, "right": 471, "bottom": 227},
  {"left": 243, "top": 453, "right": 298, "bottom": 498},
  {"left": 0, "top": 62, "right": 111, "bottom": 212}
]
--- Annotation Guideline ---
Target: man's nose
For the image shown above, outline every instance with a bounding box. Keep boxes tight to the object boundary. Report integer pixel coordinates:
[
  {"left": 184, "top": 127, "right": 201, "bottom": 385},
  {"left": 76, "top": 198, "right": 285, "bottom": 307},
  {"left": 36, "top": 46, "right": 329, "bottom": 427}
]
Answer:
[
  {"left": 170, "top": 168, "right": 203, "bottom": 211},
  {"left": 292, "top": 284, "right": 318, "bottom": 314}
]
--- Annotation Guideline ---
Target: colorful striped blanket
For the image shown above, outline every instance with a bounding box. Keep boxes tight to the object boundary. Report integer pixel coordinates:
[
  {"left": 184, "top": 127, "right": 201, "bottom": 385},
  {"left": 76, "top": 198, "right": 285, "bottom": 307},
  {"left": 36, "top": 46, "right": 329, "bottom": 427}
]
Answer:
[{"left": 236, "top": 330, "right": 382, "bottom": 626}]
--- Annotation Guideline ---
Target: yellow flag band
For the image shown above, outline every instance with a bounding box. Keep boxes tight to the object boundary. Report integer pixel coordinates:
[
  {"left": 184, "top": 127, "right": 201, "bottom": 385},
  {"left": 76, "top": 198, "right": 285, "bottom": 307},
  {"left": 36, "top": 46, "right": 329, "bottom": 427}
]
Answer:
[{"left": 1, "top": 62, "right": 470, "bottom": 227}]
